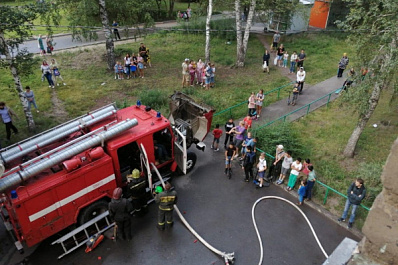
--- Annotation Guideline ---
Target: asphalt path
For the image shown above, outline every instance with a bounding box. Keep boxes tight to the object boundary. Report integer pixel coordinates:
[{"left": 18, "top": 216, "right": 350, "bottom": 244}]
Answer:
[{"left": 7, "top": 137, "right": 359, "bottom": 265}]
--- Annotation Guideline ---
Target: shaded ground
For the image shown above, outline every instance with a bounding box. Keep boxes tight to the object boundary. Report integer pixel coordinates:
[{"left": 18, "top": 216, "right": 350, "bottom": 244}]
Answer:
[{"left": 4, "top": 137, "right": 360, "bottom": 265}]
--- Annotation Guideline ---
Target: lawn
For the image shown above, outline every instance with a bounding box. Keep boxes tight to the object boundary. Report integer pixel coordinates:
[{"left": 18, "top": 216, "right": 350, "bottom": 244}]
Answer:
[
  {"left": 0, "top": 31, "right": 290, "bottom": 144},
  {"left": 289, "top": 90, "right": 397, "bottom": 228},
  {"left": 267, "top": 32, "right": 356, "bottom": 85}
]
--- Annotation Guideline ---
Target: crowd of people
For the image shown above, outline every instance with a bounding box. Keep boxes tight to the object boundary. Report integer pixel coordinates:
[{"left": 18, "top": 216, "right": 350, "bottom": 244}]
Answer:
[
  {"left": 114, "top": 43, "right": 151, "bottom": 79},
  {"left": 181, "top": 58, "right": 215, "bottom": 90}
]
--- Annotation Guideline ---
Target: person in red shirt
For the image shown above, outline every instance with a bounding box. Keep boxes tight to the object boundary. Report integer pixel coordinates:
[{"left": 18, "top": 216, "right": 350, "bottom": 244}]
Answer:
[
  {"left": 211, "top": 124, "right": 223, "bottom": 151},
  {"left": 243, "top": 115, "right": 252, "bottom": 130}
]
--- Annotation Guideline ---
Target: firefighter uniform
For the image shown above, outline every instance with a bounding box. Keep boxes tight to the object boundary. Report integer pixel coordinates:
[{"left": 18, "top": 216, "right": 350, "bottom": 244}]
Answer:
[
  {"left": 155, "top": 183, "right": 177, "bottom": 230},
  {"left": 127, "top": 169, "right": 147, "bottom": 215},
  {"left": 108, "top": 188, "right": 133, "bottom": 240}
]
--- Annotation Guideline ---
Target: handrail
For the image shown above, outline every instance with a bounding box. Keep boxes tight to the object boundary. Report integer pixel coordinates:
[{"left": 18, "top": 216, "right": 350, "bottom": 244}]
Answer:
[
  {"left": 252, "top": 88, "right": 339, "bottom": 132},
  {"left": 213, "top": 81, "right": 294, "bottom": 117},
  {"left": 256, "top": 147, "right": 370, "bottom": 211}
]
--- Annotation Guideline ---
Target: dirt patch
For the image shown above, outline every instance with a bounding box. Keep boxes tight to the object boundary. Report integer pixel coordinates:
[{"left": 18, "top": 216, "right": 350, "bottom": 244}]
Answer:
[
  {"left": 50, "top": 89, "right": 69, "bottom": 122},
  {"left": 255, "top": 34, "right": 296, "bottom": 82},
  {"left": 338, "top": 157, "right": 358, "bottom": 173}
]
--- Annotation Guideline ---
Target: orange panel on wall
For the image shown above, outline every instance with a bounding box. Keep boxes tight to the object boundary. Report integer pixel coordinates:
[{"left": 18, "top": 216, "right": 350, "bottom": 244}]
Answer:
[{"left": 309, "top": 1, "right": 331, "bottom": 29}]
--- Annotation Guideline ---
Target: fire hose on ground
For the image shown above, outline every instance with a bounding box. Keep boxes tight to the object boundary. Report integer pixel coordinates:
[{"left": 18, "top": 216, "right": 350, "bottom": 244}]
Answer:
[{"left": 151, "top": 163, "right": 328, "bottom": 264}]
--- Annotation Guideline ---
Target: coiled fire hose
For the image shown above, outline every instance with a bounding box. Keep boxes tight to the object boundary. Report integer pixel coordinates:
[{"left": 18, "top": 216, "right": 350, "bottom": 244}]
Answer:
[
  {"left": 252, "top": 196, "right": 329, "bottom": 265},
  {"left": 151, "top": 163, "right": 328, "bottom": 264}
]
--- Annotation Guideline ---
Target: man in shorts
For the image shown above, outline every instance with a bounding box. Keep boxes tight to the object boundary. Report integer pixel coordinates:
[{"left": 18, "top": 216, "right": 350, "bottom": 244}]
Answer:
[
  {"left": 230, "top": 121, "right": 246, "bottom": 158},
  {"left": 225, "top": 142, "right": 236, "bottom": 175},
  {"left": 276, "top": 150, "right": 293, "bottom": 185},
  {"left": 272, "top": 31, "right": 280, "bottom": 52}
]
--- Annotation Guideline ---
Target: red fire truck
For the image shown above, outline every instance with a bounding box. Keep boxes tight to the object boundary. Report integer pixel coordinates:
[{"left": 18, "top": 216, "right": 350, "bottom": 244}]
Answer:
[{"left": 0, "top": 92, "right": 214, "bottom": 253}]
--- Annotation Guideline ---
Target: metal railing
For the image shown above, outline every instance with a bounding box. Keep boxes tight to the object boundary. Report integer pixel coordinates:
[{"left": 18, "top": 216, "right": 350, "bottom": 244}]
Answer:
[
  {"left": 213, "top": 81, "right": 294, "bottom": 118},
  {"left": 255, "top": 147, "right": 370, "bottom": 212},
  {"left": 252, "top": 87, "right": 338, "bottom": 132}
]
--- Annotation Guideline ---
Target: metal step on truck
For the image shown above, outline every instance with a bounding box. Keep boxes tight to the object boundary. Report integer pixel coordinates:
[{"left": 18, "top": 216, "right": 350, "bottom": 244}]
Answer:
[{"left": 0, "top": 91, "right": 214, "bottom": 257}]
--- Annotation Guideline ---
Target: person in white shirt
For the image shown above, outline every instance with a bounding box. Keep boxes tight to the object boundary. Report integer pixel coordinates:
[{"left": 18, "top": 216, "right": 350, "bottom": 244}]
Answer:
[
  {"left": 255, "top": 153, "right": 268, "bottom": 188},
  {"left": 296, "top": 67, "right": 306, "bottom": 94},
  {"left": 286, "top": 157, "right": 303, "bottom": 191}
]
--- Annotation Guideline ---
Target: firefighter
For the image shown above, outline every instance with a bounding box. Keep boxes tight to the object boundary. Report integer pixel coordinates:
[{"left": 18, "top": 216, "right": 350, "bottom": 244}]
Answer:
[
  {"left": 155, "top": 182, "right": 177, "bottom": 230},
  {"left": 127, "top": 168, "right": 148, "bottom": 216},
  {"left": 108, "top": 187, "right": 133, "bottom": 240}
]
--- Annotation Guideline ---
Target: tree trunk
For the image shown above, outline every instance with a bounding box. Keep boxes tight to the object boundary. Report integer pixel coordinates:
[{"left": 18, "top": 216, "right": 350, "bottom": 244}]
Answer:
[
  {"left": 205, "top": 0, "right": 213, "bottom": 63},
  {"left": 98, "top": 0, "right": 115, "bottom": 70},
  {"left": 343, "top": 36, "right": 396, "bottom": 158},
  {"left": 236, "top": 0, "right": 256, "bottom": 67},
  {"left": 343, "top": 81, "right": 382, "bottom": 157},
  {"left": 0, "top": 32, "right": 35, "bottom": 130},
  {"left": 235, "top": 0, "right": 243, "bottom": 67},
  {"left": 168, "top": 0, "right": 175, "bottom": 18}
]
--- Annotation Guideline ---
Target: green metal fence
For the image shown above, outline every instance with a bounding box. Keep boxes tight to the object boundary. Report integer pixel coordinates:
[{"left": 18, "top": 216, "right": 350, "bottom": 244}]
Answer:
[
  {"left": 213, "top": 81, "right": 294, "bottom": 119},
  {"left": 256, "top": 147, "right": 370, "bottom": 211},
  {"left": 252, "top": 88, "right": 338, "bottom": 132}
]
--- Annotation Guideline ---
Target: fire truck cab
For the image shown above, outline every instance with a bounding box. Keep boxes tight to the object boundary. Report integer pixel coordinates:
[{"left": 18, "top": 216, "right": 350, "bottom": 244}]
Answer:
[{"left": 0, "top": 92, "right": 214, "bottom": 253}]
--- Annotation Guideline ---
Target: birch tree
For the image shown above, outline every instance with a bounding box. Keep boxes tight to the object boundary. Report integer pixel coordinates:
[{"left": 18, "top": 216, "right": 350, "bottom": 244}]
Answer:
[
  {"left": 235, "top": 0, "right": 256, "bottom": 67},
  {"left": 98, "top": 0, "right": 115, "bottom": 70},
  {"left": 205, "top": 0, "right": 213, "bottom": 63},
  {"left": 340, "top": 0, "right": 398, "bottom": 157}
]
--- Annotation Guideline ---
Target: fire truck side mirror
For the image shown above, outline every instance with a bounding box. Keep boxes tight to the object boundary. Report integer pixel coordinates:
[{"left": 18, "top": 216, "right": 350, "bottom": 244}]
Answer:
[{"left": 196, "top": 142, "right": 206, "bottom": 152}]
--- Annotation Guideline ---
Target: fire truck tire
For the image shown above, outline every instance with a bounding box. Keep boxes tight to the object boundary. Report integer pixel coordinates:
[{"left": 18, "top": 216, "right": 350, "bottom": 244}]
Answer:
[
  {"left": 186, "top": 152, "right": 197, "bottom": 173},
  {"left": 78, "top": 200, "right": 109, "bottom": 225}
]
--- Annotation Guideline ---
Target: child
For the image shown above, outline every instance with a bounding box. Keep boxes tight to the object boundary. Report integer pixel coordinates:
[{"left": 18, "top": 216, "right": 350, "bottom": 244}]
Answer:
[
  {"left": 255, "top": 152, "right": 267, "bottom": 188},
  {"left": 283, "top": 51, "right": 289, "bottom": 68},
  {"left": 248, "top": 92, "right": 256, "bottom": 117},
  {"left": 243, "top": 115, "right": 252, "bottom": 130},
  {"left": 291, "top": 84, "right": 299, "bottom": 106},
  {"left": 297, "top": 180, "right": 307, "bottom": 205},
  {"left": 210, "top": 63, "right": 215, "bottom": 88},
  {"left": 225, "top": 142, "right": 236, "bottom": 176},
  {"left": 114, "top": 62, "right": 119, "bottom": 79},
  {"left": 130, "top": 63, "right": 137, "bottom": 78},
  {"left": 224, "top": 118, "right": 235, "bottom": 149},
  {"left": 255, "top": 89, "right": 264, "bottom": 118},
  {"left": 117, "top": 62, "right": 124, "bottom": 79},
  {"left": 242, "top": 146, "right": 256, "bottom": 182},
  {"left": 239, "top": 132, "right": 253, "bottom": 161},
  {"left": 276, "top": 150, "right": 293, "bottom": 185},
  {"left": 286, "top": 157, "right": 303, "bottom": 191},
  {"left": 211, "top": 124, "right": 223, "bottom": 151},
  {"left": 305, "top": 165, "right": 316, "bottom": 201}
]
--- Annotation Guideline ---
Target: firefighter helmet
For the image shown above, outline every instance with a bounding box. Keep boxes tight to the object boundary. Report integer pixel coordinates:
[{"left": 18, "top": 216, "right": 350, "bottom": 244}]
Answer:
[
  {"left": 155, "top": 186, "right": 163, "bottom": 193},
  {"left": 132, "top": 169, "right": 140, "bottom": 179},
  {"left": 112, "top": 187, "right": 122, "bottom": 199}
]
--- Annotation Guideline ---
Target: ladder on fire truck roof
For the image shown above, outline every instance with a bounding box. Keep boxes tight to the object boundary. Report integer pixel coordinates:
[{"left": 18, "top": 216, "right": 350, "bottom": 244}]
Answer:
[{"left": 51, "top": 211, "right": 114, "bottom": 259}]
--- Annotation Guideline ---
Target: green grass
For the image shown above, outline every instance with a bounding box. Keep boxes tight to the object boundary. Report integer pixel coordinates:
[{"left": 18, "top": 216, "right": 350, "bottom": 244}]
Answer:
[
  {"left": 289, "top": 90, "right": 397, "bottom": 228},
  {"left": 0, "top": 32, "right": 289, "bottom": 144},
  {"left": 268, "top": 32, "right": 357, "bottom": 84}
]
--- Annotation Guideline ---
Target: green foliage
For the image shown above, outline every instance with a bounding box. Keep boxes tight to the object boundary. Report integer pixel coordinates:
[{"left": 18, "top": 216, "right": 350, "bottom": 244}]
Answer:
[
  {"left": 255, "top": 122, "right": 308, "bottom": 159},
  {"left": 138, "top": 88, "right": 169, "bottom": 112}
]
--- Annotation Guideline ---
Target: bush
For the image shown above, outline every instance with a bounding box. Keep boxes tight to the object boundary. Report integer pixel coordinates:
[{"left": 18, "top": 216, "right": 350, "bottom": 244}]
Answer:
[
  {"left": 254, "top": 122, "right": 309, "bottom": 159},
  {"left": 138, "top": 89, "right": 169, "bottom": 112}
]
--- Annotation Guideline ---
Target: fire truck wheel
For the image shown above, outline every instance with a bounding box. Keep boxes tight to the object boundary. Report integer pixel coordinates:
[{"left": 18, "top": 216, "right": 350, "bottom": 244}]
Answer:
[
  {"left": 186, "top": 152, "right": 197, "bottom": 173},
  {"left": 78, "top": 200, "right": 109, "bottom": 225}
]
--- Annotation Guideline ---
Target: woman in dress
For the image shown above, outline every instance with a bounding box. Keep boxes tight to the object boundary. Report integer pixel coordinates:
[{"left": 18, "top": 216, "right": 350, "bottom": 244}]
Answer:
[{"left": 196, "top": 59, "right": 204, "bottom": 85}]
